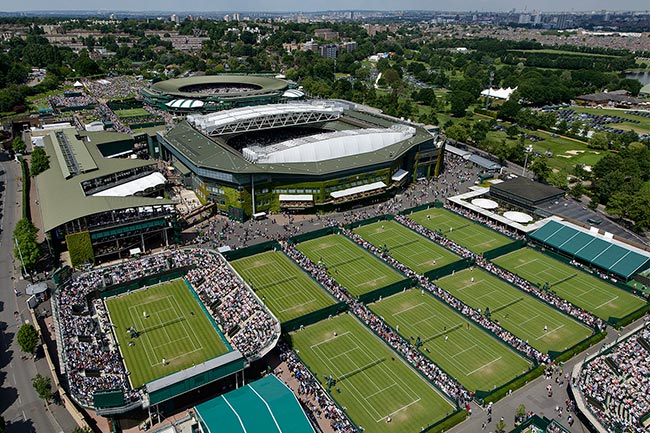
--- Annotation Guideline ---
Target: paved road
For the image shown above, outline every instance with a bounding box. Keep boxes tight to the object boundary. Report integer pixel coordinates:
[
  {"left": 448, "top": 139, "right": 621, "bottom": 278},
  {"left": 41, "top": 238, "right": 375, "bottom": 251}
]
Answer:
[{"left": 0, "top": 154, "right": 77, "bottom": 433}]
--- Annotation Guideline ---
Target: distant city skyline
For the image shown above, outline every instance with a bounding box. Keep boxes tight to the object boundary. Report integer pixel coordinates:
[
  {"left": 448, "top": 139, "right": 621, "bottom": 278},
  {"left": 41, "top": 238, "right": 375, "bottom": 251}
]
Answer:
[{"left": 3, "top": 0, "right": 649, "bottom": 13}]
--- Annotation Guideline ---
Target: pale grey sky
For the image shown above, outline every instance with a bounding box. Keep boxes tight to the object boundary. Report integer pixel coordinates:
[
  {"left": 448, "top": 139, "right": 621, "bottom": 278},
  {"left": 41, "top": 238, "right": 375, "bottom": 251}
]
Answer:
[{"left": 1, "top": 0, "right": 648, "bottom": 12}]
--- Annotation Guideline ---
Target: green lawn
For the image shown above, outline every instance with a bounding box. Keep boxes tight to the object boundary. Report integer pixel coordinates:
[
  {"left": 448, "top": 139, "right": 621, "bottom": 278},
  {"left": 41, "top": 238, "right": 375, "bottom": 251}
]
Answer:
[
  {"left": 406, "top": 208, "right": 514, "bottom": 255},
  {"left": 230, "top": 251, "right": 336, "bottom": 323},
  {"left": 297, "top": 234, "right": 406, "bottom": 297},
  {"left": 353, "top": 220, "right": 461, "bottom": 274},
  {"left": 291, "top": 313, "right": 455, "bottom": 433},
  {"left": 493, "top": 248, "right": 646, "bottom": 322},
  {"left": 436, "top": 268, "right": 592, "bottom": 353},
  {"left": 114, "top": 107, "right": 150, "bottom": 118},
  {"left": 105, "top": 279, "right": 230, "bottom": 388},
  {"left": 370, "top": 289, "right": 532, "bottom": 393}
]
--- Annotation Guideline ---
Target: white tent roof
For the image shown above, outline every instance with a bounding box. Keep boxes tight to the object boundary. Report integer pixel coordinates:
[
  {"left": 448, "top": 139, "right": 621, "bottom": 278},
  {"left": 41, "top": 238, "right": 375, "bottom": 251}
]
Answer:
[
  {"left": 480, "top": 87, "right": 517, "bottom": 100},
  {"left": 73, "top": 81, "right": 83, "bottom": 87},
  {"left": 166, "top": 99, "right": 205, "bottom": 109},
  {"left": 331, "top": 182, "right": 386, "bottom": 199},
  {"left": 92, "top": 172, "right": 166, "bottom": 197}
]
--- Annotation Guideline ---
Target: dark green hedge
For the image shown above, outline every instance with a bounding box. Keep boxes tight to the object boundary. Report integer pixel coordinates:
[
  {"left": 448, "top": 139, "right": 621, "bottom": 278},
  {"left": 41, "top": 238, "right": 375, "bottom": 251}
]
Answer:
[{"left": 66, "top": 231, "right": 94, "bottom": 267}]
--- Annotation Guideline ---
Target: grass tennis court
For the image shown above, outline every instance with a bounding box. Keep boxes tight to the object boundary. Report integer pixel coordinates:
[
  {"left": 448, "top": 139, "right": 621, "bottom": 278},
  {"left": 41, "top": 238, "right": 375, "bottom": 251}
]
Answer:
[
  {"left": 370, "top": 289, "right": 532, "bottom": 392},
  {"left": 436, "top": 268, "right": 592, "bottom": 353},
  {"left": 493, "top": 248, "right": 646, "bottom": 322},
  {"left": 114, "top": 107, "right": 150, "bottom": 118},
  {"left": 291, "top": 313, "right": 455, "bottom": 433},
  {"left": 230, "top": 251, "right": 337, "bottom": 323},
  {"left": 407, "top": 208, "right": 514, "bottom": 254},
  {"left": 353, "top": 220, "right": 461, "bottom": 274},
  {"left": 297, "top": 234, "right": 406, "bottom": 297},
  {"left": 105, "top": 279, "right": 230, "bottom": 388}
]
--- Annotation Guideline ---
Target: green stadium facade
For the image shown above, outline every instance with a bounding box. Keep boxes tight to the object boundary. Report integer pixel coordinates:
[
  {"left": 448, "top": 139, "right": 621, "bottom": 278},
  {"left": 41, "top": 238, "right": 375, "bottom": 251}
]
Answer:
[
  {"left": 35, "top": 127, "right": 178, "bottom": 264},
  {"left": 156, "top": 101, "right": 443, "bottom": 220}
]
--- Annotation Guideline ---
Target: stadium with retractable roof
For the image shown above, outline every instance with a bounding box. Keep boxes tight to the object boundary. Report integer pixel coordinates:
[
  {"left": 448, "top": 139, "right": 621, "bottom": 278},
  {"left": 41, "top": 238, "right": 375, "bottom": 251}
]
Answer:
[{"left": 157, "top": 99, "right": 443, "bottom": 220}]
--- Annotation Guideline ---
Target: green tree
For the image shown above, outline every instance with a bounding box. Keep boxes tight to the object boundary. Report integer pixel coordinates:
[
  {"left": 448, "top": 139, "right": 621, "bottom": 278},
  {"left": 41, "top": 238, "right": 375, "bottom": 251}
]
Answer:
[
  {"left": 17, "top": 323, "right": 39, "bottom": 355},
  {"left": 606, "top": 193, "right": 633, "bottom": 219},
  {"left": 449, "top": 90, "right": 474, "bottom": 117},
  {"left": 495, "top": 419, "right": 507, "bottom": 433},
  {"left": 13, "top": 136, "right": 26, "bottom": 154},
  {"left": 530, "top": 156, "right": 551, "bottom": 182},
  {"left": 30, "top": 147, "right": 50, "bottom": 176},
  {"left": 32, "top": 374, "right": 52, "bottom": 404},
  {"left": 71, "top": 427, "right": 92, "bottom": 433},
  {"left": 589, "top": 132, "right": 610, "bottom": 150},
  {"left": 506, "top": 125, "right": 519, "bottom": 139},
  {"left": 445, "top": 123, "right": 470, "bottom": 143},
  {"left": 13, "top": 218, "right": 40, "bottom": 271}
]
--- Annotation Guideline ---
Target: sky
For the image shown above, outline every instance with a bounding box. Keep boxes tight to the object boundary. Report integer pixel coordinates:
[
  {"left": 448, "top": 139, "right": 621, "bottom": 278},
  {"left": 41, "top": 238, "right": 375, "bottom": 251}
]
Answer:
[{"left": 2, "top": 0, "right": 648, "bottom": 13}]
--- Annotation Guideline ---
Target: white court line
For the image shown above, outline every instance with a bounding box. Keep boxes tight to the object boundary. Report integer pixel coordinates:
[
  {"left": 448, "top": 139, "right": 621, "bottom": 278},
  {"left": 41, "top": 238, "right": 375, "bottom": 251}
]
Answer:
[
  {"left": 594, "top": 296, "right": 618, "bottom": 310},
  {"left": 393, "top": 302, "right": 426, "bottom": 316},
  {"left": 376, "top": 398, "right": 422, "bottom": 423},
  {"left": 514, "top": 258, "right": 538, "bottom": 269},
  {"left": 466, "top": 357, "right": 503, "bottom": 376},
  {"left": 365, "top": 383, "right": 397, "bottom": 400},
  {"left": 451, "top": 344, "right": 478, "bottom": 359},
  {"left": 411, "top": 315, "right": 439, "bottom": 327},
  {"left": 330, "top": 347, "right": 360, "bottom": 361},
  {"left": 518, "top": 314, "right": 541, "bottom": 326},
  {"left": 536, "top": 325, "right": 565, "bottom": 340},
  {"left": 310, "top": 331, "right": 351, "bottom": 349},
  {"left": 456, "top": 279, "right": 486, "bottom": 291}
]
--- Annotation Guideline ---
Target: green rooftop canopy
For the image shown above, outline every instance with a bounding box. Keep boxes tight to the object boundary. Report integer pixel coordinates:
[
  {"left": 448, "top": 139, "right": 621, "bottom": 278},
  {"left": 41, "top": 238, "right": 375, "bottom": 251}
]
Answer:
[
  {"left": 194, "top": 375, "right": 315, "bottom": 433},
  {"left": 530, "top": 220, "right": 650, "bottom": 280}
]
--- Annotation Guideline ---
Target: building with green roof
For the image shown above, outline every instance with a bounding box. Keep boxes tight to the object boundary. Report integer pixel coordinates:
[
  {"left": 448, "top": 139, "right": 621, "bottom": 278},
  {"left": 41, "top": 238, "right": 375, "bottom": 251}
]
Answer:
[
  {"left": 157, "top": 100, "right": 443, "bottom": 220},
  {"left": 35, "top": 127, "right": 177, "bottom": 265},
  {"left": 194, "top": 375, "right": 316, "bottom": 433}
]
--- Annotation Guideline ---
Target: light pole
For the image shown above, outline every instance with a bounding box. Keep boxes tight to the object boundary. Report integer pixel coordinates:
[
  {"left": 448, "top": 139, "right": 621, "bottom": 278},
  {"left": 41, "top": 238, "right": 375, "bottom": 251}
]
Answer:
[
  {"left": 522, "top": 145, "right": 533, "bottom": 176},
  {"left": 15, "top": 237, "right": 28, "bottom": 280}
]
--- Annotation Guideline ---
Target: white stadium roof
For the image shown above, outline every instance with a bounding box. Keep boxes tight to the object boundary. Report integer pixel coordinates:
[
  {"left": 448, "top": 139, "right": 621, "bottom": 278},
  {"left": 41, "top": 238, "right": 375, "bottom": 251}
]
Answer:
[
  {"left": 243, "top": 126, "right": 416, "bottom": 164},
  {"left": 92, "top": 172, "right": 166, "bottom": 197},
  {"left": 166, "top": 99, "right": 205, "bottom": 109},
  {"left": 187, "top": 102, "right": 344, "bottom": 135},
  {"left": 331, "top": 182, "right": 387, "bottom": 199}
]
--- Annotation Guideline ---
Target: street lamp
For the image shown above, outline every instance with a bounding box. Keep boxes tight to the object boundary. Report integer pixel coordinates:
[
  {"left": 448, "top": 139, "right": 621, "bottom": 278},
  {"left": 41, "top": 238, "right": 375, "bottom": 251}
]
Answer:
[
  {"left": 522, "top": 145, "right": 533, "bottom": 176},
  {"left": 14, "top": 237, "right": 29, "bottom": 280}
]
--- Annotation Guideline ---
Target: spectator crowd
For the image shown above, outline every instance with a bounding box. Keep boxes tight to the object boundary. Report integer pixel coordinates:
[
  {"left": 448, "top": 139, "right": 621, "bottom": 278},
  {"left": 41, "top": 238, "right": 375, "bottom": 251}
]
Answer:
[
  {"left": 578, "top": 328, "right": 650, "bottom": 433},
  {"left": 54, "top": 247, "right": 279, "bottom": 407}
]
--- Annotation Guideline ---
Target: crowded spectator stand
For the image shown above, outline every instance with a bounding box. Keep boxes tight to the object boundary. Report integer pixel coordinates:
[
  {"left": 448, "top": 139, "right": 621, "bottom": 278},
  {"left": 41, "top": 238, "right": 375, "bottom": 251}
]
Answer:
[
  {"left": 574, "top": 324, "right": 650, "bottom": 433},
  {"left": 52, "top": 247, "right": 279, "bottom": 409}
]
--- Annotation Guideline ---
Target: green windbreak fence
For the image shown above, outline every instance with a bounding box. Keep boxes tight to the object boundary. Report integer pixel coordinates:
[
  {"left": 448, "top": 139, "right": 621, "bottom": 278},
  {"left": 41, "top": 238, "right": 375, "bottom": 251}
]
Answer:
[
  {"left": 289, "top": 227, "right": 340, "bottom": 244},
  {"left": 399, "top": 200, "right": 445, "bottom": 215},
  {"left": 221, "top": 241, "right": 279, "bottom": 261},
  {"left": 358, "top": 279, "right": 416, "bottom": 304},
  {"left": 344, "top": 214, "right": 395, "bottom": 230},
  {"left": 96, "top": 268, "right": 190, "bottom": 299},
  {"left": 475, "top": 365, "right": 545, "bottom": 404},
  {"left": 483, "top": 240, "right": 526, "bottom": 260},
  {"left": 281, "top": 302, "right": 348, "bottom": 333},
  {"left": 93, "top": 390, "right": 125, "bottom": 408},
  {"left": 425, "top": 259, "right": 471, "bottom": 281},
  {"left": 550, "top": 331, "right": 607, "bottom": 363},
  {"left": 148, "top": 356, "right": 246, "bottom": 405}
]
